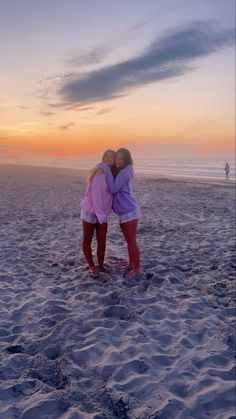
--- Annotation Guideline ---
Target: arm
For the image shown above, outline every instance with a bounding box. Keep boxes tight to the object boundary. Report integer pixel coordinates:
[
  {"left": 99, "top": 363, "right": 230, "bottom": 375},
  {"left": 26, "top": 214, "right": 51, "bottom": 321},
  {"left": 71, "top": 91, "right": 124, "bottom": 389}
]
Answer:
[
  {"left": 91, "top": 174, "right": 109, "bottom": 223},
  {"left": 87, "top": 167, "right": 103, "bottom": 182},
  {"left": 97, "top": 163, "right": 132, "bottom": 193}
]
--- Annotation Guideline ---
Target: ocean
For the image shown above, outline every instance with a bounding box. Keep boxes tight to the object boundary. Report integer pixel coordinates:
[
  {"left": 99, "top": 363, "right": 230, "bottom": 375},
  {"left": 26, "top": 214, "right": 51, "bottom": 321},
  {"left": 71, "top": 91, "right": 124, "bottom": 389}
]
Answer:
[
  {"left": 134, "top": 156, "right": 236, "bottom": 180},
  {"left": 0, "top": 155, "right": 235, "bottom": 181}
]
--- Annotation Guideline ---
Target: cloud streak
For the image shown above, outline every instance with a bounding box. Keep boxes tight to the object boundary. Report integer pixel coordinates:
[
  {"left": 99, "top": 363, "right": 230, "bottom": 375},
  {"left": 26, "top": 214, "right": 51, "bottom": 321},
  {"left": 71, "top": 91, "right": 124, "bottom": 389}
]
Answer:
[
  {"left": 40, "top": 110, "right": 55, "bottom": 116},
  {"left": 64, "top": 45, "right": 112, "bottom": 68},
  {"left": 0, "top": 73, "right": 9, "bottom": 81},
  {"left": 58, "top": 123, "right": 75, "bottom": 131},
  {"left": 63, "top": 17, "right": 155, "bottom": 69},
  {"left": 59, "top": 21, "right": 235, "bottom": 106},
  {"left": 50, "top": 103, "right": 95, "bottom": 112},
  {"left": 96, "top": 107, "right": 112, "bottom": 115}
]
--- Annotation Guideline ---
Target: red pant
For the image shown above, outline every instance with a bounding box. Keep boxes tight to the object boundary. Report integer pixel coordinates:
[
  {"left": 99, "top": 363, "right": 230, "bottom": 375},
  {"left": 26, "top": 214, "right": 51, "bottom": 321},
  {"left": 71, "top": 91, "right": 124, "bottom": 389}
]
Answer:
[
  {"left": 82, "top": 221, "right": 107, "bottom": 268},
  {"left": 120, "top": 219, "right": 140, "bottom": 272}
]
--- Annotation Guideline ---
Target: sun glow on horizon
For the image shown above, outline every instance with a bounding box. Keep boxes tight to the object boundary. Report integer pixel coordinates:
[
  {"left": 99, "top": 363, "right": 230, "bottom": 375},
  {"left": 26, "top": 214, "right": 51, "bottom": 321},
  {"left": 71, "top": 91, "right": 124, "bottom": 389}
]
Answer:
[{"left": 0, "top": 1, "right": 235, "bottom": 165}]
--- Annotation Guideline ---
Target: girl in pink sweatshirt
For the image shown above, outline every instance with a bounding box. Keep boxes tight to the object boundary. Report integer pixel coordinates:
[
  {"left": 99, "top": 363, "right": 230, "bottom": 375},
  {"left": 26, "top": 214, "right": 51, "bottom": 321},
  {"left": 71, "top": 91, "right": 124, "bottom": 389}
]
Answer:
[{"left": 80, "top": 150, "right": 115, "bottom": 278}]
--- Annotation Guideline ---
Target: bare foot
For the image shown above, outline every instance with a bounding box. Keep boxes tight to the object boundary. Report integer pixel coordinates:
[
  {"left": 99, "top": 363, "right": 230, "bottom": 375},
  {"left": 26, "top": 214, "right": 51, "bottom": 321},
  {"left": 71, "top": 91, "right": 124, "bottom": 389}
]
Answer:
[
  {"left": 89, "top": 266, "right": 100, "bottom": 278},
  {"left": 98, "top": 264, "right": 111, "bottom": 273},
  {"left": 121, "top": 263, "right": 132, "bottom": 271},
  {"left": 128, "top": 269, "right": 140, "bottom": 276}
]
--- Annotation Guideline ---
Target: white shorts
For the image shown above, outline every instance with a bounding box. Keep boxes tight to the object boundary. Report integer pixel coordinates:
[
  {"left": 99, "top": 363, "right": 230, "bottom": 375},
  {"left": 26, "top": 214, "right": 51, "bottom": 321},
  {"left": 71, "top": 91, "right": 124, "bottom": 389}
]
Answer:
[
  {"left": 118, "top": 208, "right": 140, "bottom": 224},
  {"left": 80, "top": 209, "right": 100, "bottom": 224}
]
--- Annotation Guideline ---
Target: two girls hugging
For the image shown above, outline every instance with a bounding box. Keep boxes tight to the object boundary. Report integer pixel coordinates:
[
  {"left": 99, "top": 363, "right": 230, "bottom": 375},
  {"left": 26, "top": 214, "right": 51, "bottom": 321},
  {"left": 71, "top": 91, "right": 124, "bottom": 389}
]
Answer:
[{"left": 80, "top": 148, "right": 140, "bottom": 278}]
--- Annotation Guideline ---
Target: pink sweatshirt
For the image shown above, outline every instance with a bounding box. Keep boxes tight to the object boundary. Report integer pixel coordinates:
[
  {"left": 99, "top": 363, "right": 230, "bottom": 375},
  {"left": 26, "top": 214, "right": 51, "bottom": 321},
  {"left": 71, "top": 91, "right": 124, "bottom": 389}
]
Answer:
[{"left": 80, "top": 173, "right": 113, "bottom": 223}]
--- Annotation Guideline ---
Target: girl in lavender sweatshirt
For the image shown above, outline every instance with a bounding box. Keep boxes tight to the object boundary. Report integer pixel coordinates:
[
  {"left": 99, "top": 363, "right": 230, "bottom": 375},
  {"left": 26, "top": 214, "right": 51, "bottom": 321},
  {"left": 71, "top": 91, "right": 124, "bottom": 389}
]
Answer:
[
  {"left": 98, "top": 148, "right": 140, "bottom": 275},
  {"left": 80, "top": 150, "right": 115, "bottom": 278}
]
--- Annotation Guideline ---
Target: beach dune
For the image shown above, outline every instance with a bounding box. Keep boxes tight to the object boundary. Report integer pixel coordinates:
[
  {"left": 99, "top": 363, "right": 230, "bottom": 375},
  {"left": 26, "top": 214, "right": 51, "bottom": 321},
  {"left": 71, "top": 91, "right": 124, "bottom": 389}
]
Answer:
[{"left": 0, "top": 164, "right": 235, "bottom": 418}]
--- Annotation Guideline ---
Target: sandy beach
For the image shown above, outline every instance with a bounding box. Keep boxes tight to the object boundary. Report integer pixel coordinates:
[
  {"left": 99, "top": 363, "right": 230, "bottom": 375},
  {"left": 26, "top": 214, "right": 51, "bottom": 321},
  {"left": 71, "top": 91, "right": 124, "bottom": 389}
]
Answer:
[{"left": 0, "top": 164, "right": 235, "bottom": 419}]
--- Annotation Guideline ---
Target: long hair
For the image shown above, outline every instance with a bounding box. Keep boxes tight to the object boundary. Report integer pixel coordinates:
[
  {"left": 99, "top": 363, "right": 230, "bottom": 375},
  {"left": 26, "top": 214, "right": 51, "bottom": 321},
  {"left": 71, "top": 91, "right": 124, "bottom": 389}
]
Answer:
[
  {"left": 116, "top": 148, "right": 133, "bottom": 165},
  {"left": 102, "top": 149, "right": 116, "bottom": 160},
  {"left": 86, "top": 149, "right": 115, "bottom": 182},
  {"left": 112, "top": 148, "right": 133, "bottom": 177}
]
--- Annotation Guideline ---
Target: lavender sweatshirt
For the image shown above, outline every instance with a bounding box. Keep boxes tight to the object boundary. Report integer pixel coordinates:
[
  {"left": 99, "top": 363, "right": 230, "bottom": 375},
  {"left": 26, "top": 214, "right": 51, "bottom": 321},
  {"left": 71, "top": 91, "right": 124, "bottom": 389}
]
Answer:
[
  {"left": 80, "top": 173, "right": 112, "bottom": 223},
  {"left": 98, "top": 163, "right": 138, "bottom": 215}
]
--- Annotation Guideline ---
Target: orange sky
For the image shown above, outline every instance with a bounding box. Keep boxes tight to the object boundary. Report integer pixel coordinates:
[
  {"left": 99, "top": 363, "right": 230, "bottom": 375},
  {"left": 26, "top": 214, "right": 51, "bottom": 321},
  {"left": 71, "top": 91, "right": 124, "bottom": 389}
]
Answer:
[{"left": 0, "top": 1, "right": 235, "bottom": 163}]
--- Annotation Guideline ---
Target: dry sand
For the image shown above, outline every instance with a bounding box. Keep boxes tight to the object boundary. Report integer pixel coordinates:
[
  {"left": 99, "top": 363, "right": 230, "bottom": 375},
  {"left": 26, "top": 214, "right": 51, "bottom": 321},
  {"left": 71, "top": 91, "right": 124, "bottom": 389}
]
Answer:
[{"left": 0, "top": 164, "right": 235, "bottom": 419}]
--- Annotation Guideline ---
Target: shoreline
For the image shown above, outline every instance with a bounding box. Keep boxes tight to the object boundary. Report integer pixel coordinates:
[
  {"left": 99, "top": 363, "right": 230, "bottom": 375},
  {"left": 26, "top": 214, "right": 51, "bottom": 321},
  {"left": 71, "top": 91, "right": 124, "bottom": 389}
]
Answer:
[{"left": 1, "top": 161, "right": 235, "bottom": 188}]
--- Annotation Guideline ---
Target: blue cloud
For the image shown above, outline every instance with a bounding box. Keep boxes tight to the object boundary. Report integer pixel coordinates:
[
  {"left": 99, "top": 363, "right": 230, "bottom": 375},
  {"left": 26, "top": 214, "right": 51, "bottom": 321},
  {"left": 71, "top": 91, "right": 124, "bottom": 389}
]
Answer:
[
  {"left": 64, "top": 44, "right": 112, "bottom": 68},
  {"left": 59, "top": 21, "right": 234, "bottom": 105}
]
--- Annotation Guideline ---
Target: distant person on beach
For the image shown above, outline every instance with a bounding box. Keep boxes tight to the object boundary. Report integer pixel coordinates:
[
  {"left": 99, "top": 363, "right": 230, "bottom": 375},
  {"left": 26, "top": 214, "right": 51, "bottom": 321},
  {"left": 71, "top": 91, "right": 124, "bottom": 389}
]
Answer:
[
  {"left": 224, "top": 162, "right": 230, "bottom": 180},
  {"left": 80, "top": 150, "right": 115, "bottom": 278},
  {"left": 98, "top": 148, "right": 140, "bottom": 275}
]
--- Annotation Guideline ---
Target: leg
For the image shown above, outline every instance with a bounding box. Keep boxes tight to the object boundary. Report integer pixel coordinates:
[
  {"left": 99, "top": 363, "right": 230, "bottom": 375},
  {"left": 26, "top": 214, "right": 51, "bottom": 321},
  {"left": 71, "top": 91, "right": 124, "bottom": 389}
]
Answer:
[
  {"left": 120, "top": 219, "right": 140, "bottom": 273},
  {"left": 82, "top": 221, "right": 95, "bottom": 267},
  {"left": 121, "top": 247, "right": 132, "bottom": 270},
  {"left": 95, "top": 222, "right": 107, "bottom": 268}
]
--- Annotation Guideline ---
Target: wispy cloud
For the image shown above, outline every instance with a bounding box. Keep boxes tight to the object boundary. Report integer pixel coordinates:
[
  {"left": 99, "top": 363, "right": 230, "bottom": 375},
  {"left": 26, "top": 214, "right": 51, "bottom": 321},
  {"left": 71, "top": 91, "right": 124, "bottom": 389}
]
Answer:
[
  {"left": 0, "top": 140, "right": 13, "bottom": 151},
  {"left": 59, "top": 21, "right": 235, "bottom": 106},
  {"left": 0, "top": 154, "right": 20, "bottom": 159},
  {"left": 0, "top": 73, "right": 9, "bottom": 81},
  {"left": 96, "top": 107, "right": 112, "bottom": 115},
  {"left": 64, "top": 15, "right": 156, "bottom": 69},
  {"left": 76, "top": 105, "right": 96, "bottom": 112},
  {"left": 129, "top": 13, "right": 158, "bottom": 33},
  {"left": 64, "top": 44, "right": 112, "bottom": 68},
  {"left": 0, "top": 100, "right": 28, "bottom": 110},
  {"left": 17, "top": 104, "right": 29, "bottom": 110},
  {"left": 40, "top": 110, "right": 55, "bottom": 117},
  {"left": 58, "top": 122, "right": 75, "bottom": 131},
  {"left": 50, "top": 103, "right": 96, "bottom": 112}
]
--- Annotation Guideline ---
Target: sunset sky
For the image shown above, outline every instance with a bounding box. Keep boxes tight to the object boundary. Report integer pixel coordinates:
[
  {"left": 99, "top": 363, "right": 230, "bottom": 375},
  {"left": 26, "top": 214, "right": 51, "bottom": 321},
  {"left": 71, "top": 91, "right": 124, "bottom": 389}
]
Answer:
[{"left": 0, "top": 0, "right": 235, "bottom": 165}]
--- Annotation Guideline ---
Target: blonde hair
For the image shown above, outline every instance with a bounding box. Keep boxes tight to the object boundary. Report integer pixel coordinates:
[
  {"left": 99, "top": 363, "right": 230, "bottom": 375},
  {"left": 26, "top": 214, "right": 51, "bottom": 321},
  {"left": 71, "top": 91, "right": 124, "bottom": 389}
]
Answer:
[
  {"left": 86, "top": 149, "right": 115, "bottom": 183},
  {"left": 102, "top": 149, "right": 115, "bottom": 160},
  {"left": 86, "top": 166, "right": 100, "bottom": 183}
]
